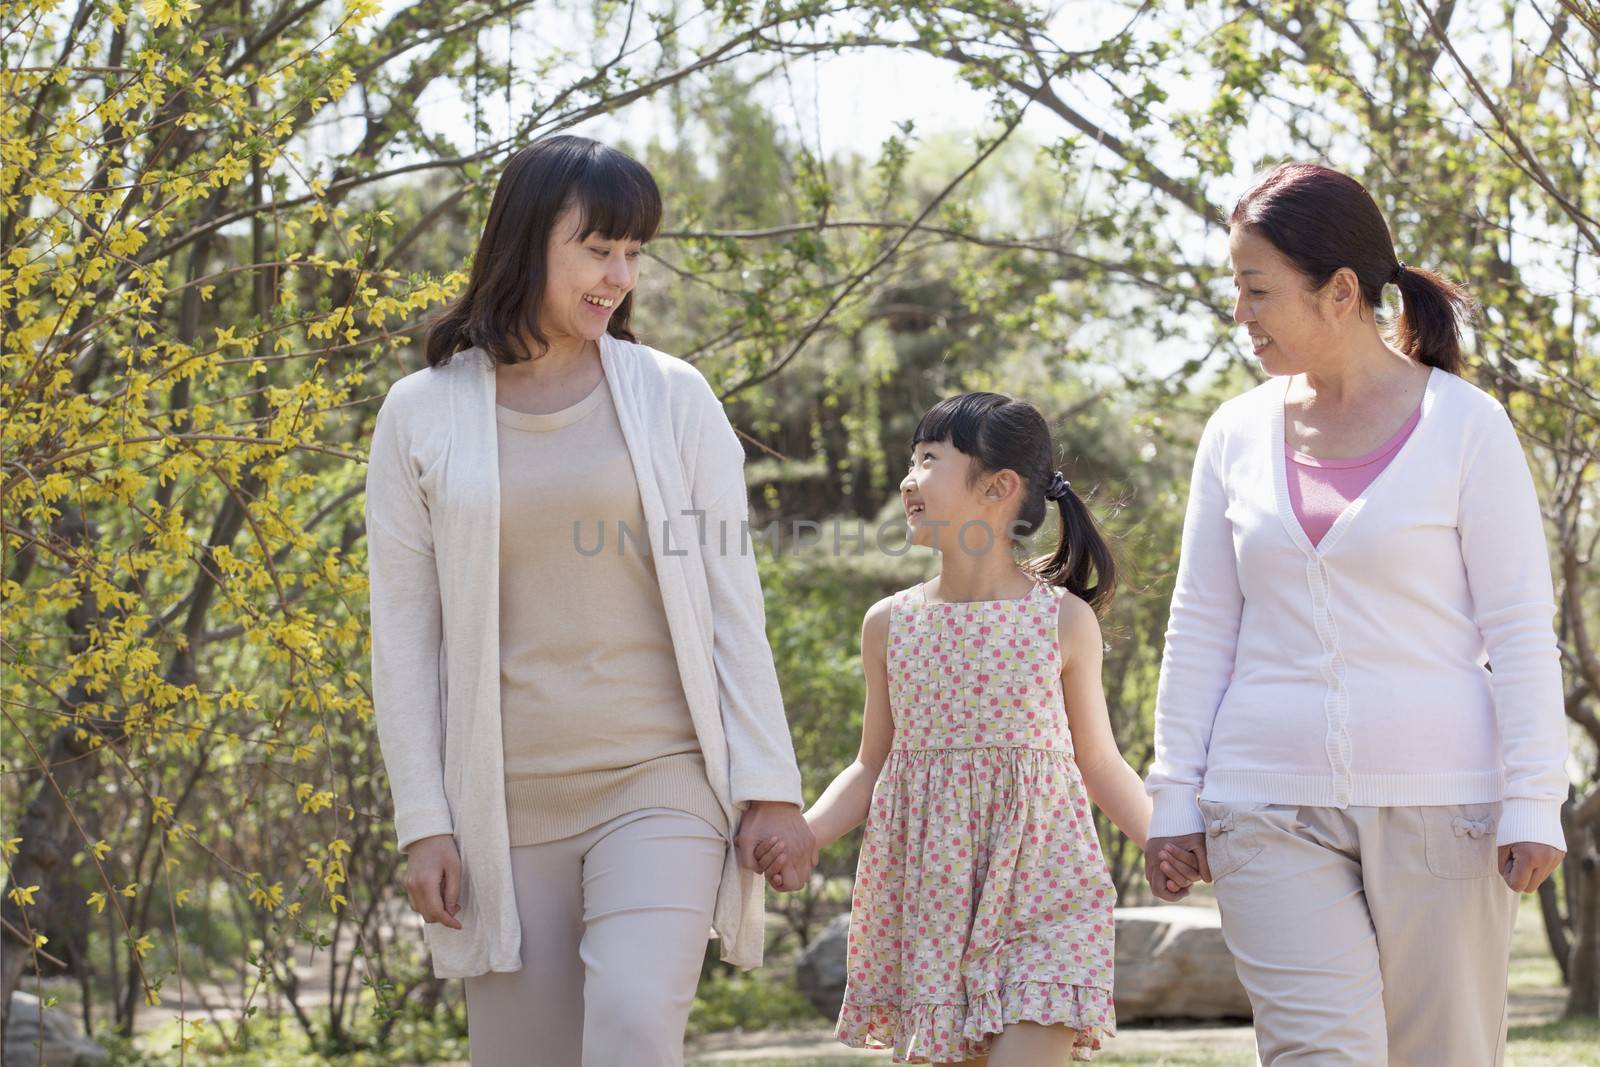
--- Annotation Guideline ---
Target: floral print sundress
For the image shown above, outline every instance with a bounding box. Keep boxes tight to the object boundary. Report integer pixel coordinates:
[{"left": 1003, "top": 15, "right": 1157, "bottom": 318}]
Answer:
[{"left": 835, "top": 579, "right": 1116, "bottom": 1063}]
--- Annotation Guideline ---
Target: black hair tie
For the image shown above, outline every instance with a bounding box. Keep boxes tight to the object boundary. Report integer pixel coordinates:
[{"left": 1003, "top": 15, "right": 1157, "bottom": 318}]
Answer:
[
  {"left": 1045, "top": 470, "right": 1072, "bottom": 501},
  {"left": 1391, "top": 260, "right": 1408, "bottom": 284}
]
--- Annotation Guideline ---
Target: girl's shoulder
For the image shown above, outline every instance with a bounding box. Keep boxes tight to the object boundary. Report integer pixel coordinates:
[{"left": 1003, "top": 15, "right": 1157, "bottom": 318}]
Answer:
[
  {"left": 871, "top": 582, "right": 933, "bottom": 636},
  {"left": 861, "top": 592, "right": 900, "bottom": 659},
  {"left": 1047, "top": 585, "right": 1103, "bottom": 658},
  {"left": 891, "top": 580, "right": 926, "bottom": 603},
  {"left": 874, "top": 583, "right": 924, "bottom": 627}
]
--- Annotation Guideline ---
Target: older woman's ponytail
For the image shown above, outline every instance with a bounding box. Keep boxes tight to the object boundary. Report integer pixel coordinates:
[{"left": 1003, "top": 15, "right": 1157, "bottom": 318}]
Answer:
[
  {"left": 1232, "top": 162, "right": 1476, "bottom": 376},
  {"left": 1390, "top": 263, "right": 1474, "bottom": 375}
]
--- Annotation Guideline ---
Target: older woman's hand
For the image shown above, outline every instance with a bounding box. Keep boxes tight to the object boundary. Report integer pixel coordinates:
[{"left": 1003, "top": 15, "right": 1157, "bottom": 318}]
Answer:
[
  {"left": 1145, "top": 833, "right": 1211, "bottom": 902},
  {"left": 1498, "top": 842, "right": 1565, "bottom": 894}
]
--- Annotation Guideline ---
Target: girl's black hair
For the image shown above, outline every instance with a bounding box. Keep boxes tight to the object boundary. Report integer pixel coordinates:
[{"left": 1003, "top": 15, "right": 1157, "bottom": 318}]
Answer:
[
  {"left": 424, "top": 134, "right": 662, "bottom": 367},
  {"left": 912, "top": 392, "right": 1117, "bottom": 614},
  {"left": 1232, "top": 161, "right": 1473, "bottom": 374}
]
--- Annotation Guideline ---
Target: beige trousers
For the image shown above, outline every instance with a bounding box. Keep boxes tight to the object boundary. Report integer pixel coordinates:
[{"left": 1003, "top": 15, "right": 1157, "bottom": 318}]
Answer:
[
  {"left": 463, "top": 807, "right": 726, "bottom": 1067},
  {"left": 1198, "top": 800, "right": 1518, "bottom": 1067}
]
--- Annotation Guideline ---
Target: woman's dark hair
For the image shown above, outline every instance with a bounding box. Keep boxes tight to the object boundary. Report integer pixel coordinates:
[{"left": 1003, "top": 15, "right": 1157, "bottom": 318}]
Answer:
[
  {"left": 912, "top": 392, "right": 1117, "bottom": 614},
  {"left": 424, "top": 135, "right": 662, "bottom": 367},
  {"left": 1231, "top": 161, "right": 1473, "bottom": 374}
]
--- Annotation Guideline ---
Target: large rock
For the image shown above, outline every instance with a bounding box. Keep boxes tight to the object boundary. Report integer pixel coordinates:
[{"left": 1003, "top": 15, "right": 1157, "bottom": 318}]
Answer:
[
  {"left": 794, "top": 913, "right": 851, "bottom": 1018},
  {"left": 4, "top": 991, "right": 108, "bottom": 1066},
  {"left": 794, "top": 906, "right": 1251, "bottom": 1024},
  {"left": 1113, "top": 905, "right": 1252, "bottom": 1022}
]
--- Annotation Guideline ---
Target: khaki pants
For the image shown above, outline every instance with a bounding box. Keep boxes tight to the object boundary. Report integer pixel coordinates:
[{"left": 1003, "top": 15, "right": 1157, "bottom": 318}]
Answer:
[
  {"left": 463, "top": 807, "right": 726, "bottom": 1067},
  {"left": 1198, "top": 801, "right": 1518, "bottom": 1067}
]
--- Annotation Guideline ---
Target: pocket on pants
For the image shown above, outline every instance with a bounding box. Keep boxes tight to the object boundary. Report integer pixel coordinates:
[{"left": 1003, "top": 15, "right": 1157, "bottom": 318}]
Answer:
[
  {"left": 1421, "top": 802, "right": 1501, "bottom": 879},
  {"left": 1197, "top": 799, "right": 1267, "bottom": 882}
]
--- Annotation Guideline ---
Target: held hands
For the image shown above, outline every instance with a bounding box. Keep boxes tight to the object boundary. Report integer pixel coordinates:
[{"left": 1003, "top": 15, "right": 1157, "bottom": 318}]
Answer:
[
  {"left": 1499, "top": 842, "right": 1564, "bottom": 894},
  {"left": 1144, "top": 833, "right": 1211, "bottom": 901},
  {"left": 736, "top": 801, "right": 818, "bottom": 892},
  {"left": 403, "top": 834, "right": 463, "bottom": 930},
  {"left": 752, "top": 832, "right": 820, "bottom": 892}
]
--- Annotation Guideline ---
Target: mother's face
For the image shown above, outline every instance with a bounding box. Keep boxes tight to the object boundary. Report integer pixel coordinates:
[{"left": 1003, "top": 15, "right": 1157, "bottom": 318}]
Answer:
[
  {"left": 540, "top": 204, "right": 642, "bottom": 345},
  {"left": 1228, "top": 226, "right": 1330, "bottom": 377}
]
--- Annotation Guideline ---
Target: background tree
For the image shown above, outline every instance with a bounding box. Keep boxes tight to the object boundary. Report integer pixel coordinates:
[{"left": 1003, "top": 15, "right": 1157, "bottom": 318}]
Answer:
[{"left": 3, "top": 0, "right": 1594, "bottom": 1055}]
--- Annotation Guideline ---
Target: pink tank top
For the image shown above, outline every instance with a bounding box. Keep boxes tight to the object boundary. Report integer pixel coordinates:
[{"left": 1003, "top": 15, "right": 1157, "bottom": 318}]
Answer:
[{"left": 1287, "top": 403, "right": 1422, "bottom": 547}]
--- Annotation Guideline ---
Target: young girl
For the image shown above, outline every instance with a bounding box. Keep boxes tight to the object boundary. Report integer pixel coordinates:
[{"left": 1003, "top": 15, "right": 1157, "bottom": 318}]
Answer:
[{"left": 757, "top": 393, "right": 1198, "bottom": 1065}]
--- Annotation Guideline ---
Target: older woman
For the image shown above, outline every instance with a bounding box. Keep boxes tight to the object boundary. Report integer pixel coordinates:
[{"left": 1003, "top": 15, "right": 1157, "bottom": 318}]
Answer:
[
  {"left": 1143, "top": 161, "right": 1569, "bottom": 1065},
  {"left": 364, "top": 135, "right": 813, "bottom": 1066}
]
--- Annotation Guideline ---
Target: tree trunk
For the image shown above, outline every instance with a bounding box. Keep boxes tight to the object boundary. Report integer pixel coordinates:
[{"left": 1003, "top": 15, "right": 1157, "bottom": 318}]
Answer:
[
  {"left": 1540, "top": 873, "right": 1572, "bottom": 983},
  {"left": 1566, "top": 788, "right": 1600, "bottom": 1017}
]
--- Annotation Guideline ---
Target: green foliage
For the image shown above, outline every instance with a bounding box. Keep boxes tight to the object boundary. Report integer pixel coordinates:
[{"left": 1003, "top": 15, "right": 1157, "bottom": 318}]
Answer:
[
  {"left": 5, "top": 0, "right": 1595, "bottom": 1047},
  {"left": 687, "top": 969, "right": 826, "bottom": 1037},
  {"left": 98, "top": 999, "right": 470, "bottom": 1065}
]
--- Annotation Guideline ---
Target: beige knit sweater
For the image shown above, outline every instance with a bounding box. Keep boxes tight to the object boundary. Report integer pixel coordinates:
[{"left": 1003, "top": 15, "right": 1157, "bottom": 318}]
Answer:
[
  {"left": 494, "top": 384, "right": 726, "bottom": 845},
  {"left": 365, "top": 337, "right": 803, "bottom": 978}
]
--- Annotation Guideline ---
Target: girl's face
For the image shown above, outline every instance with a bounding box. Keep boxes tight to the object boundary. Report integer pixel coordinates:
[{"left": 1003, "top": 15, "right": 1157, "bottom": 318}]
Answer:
[
  {"left": 1228, "top": 226, "right": 1347, "bottom": 376},
  {"left": 900, "top": 440, "right": 1016, "bottom": 552},
  {"left": 539, "top": 204, "right": 642, "bottom": 346}
]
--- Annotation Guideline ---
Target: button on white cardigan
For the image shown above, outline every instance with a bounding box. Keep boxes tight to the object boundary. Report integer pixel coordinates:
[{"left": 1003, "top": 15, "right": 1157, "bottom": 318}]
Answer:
[
  {"left": 1146, "top": 368, "right": 1570, "bottom": 850},
  {"left": 365, "top": 336, "right": 803, "bottom": 978}
]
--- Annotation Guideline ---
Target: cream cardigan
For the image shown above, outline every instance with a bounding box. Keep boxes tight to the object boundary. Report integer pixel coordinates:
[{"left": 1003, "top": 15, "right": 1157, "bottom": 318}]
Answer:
[
  {"left": 364, "top": 335, "right": 804, "bottom": 978},
  {"left": 1146, "top": 368, "right": 1570, "bottom": 849}
]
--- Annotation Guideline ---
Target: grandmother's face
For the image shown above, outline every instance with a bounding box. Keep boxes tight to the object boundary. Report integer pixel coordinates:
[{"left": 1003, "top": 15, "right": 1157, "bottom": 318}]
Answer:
[
  {"left": 1228, "top": 226, "right": 1332, "bottom": 376},
  {"left": 540, "top": 204, "right": 642, "bottom": 345}
]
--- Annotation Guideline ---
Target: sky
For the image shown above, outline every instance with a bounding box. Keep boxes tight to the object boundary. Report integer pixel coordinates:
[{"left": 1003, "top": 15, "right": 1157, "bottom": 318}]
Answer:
[
  {"left": 324, "top": 1, "right": 1588, "bottom": 381},
  {"left": 364, "top": 3, "right": 1240, "bottom": 378}
]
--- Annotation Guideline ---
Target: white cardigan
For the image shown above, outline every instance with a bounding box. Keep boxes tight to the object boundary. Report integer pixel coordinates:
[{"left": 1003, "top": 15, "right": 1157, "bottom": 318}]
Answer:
[
  {"left": 364, "top": 335, "right": 804, "bottom": 978},
  {"left": 1146, "top": 368, "right": 1569, "bottom": 849}
]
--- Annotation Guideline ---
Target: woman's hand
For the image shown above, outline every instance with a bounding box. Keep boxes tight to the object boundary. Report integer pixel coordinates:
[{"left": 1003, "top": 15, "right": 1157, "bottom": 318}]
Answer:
[
  {"left": 1498, "top": 842, "right": 1564, "bottom": 894},
  {"left": 404, "top": 834, "right": 464, "bottom": 929},
  {"left": 1145, "top": 833, "right": 1211, "bottom": 902},
  {"left": 736, "top": 801, "right": 816, "bottom": 888},
  {"left": 751, "top": 822, "right": 820, "bottom": 893}
]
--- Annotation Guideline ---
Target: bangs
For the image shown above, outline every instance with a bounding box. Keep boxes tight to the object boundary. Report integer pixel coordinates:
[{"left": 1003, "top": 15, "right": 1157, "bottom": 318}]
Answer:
[
  {"left": 566, "top": 147, "right": 663, "bottom": 244},
  {"left": 912, "top": 393, "right": 1002, "bottom": 458}
]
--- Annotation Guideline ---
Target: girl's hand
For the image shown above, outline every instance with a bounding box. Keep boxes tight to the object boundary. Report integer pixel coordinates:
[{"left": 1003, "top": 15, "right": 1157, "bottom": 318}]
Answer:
[
  {"left": 1144, "top": 833, "right": 1211, "bottom": 902},
  {"left": 754, "top": 837, "right": 808, "bottom": 892},
  {"left": 1158, "top": 843, "right": 1204, "bottom": 897},
  {"left": 753, "top": 836, "right": 785, "bottom": 874}
]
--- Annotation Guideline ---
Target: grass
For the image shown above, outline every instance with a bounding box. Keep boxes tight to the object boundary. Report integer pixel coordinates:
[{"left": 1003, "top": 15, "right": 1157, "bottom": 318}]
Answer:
[
  {"left": 687, "top": 902, "right": 1600, "bottom": 1066},
  {"left": 60, "top": 895, "right": 1594, "bottom": 1065}
]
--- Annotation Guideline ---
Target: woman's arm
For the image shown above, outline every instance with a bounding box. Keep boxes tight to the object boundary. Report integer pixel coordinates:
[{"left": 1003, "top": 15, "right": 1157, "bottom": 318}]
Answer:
[
  {"left": 1459, "top": 403, "right": 1570, "bottom": 852},
  {"left": 365, "top": 387, "right": 453, "bottom": 854},
  {"left": 1145, "top": 414, "right": 1245, "bottom": 839},
  {"left": 1059, "top": 594, "right": 1153, "bottom": 848},
  {"left": 684, "top": 375, "right": 805, "bottom": 810},
  {"left": 803, "top": 596, "right": 896, "bottom": 850}
]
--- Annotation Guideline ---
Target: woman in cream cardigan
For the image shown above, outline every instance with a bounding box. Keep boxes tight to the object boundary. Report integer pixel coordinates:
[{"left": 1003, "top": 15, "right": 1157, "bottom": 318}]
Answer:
[
  {"left": 1143, "top": 161, "right": 1569, "bottom": 1065},
  {"left": 364, "top": 135, "right": 813, "bottom": 1066}
]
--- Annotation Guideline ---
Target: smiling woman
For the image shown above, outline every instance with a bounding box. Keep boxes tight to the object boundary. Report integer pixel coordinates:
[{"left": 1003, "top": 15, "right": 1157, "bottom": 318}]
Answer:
[
  {"left": 1145, "top": 161, "right": 1569, "bottom": 1066},
  {"left": 364, "top": 136, "right": 809, "bottom": 1067},
  {"left": 424, "top": 136, "right": 659, "bottom": 368},
  {"left": 1225, "top": 161, "right": 1474, "bottom": 378}
]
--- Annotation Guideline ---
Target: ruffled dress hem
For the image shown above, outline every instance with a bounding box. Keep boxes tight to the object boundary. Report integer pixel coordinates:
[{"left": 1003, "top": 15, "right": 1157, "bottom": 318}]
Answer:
[{"left": 835, "top": 980, "right": 1115, "bottom": 1063}]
